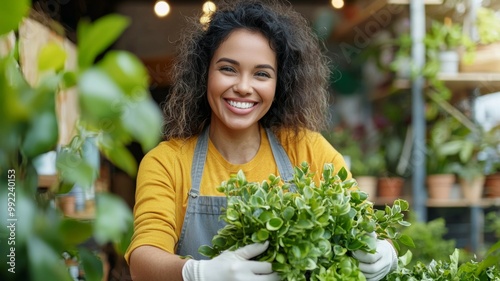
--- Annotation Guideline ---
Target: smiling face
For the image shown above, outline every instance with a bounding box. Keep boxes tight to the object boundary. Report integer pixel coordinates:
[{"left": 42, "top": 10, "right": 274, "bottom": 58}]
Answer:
[{"left": 207, "top": 29, "right": 277, "bottom": 133}]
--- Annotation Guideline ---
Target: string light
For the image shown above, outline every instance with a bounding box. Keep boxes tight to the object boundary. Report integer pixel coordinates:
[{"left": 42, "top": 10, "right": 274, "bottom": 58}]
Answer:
[
  {"left": 200, "top": 1, "right": 216, "bottom": 25},
  {"left": 154, "top": 0, "right": 170, "bottom": 18},
  {"left": 202, "top": 1, "right": 216, "bottom": 14},
  {"left": 331, "top": 0, "right": 344, "bottom": 9}
]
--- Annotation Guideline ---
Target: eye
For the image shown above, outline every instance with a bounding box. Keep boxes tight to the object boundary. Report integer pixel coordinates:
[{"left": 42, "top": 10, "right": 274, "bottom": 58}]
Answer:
[
  {"left": 255, "top": 71, "right": 271, "bottom": 78},
  {"left": 219, "top": 66, "right": 236, "bottom": 73}
]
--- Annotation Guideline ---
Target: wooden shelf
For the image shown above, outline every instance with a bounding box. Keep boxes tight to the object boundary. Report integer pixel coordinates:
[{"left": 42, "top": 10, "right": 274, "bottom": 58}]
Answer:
[
  {"left": 373, "top": 196, "right": 411, "bottom": 206},
  {"left": 438, "top": 72, "right": 500, "bottom": 94},
  {"left": 372, "top": 197, "right": 500, "bottom": 207},
  {"left": 38, "top": 174, "right": 57, "bottom": 188},
  {"left": 425, "top": 198, "right": 500, "bottom": 207}
]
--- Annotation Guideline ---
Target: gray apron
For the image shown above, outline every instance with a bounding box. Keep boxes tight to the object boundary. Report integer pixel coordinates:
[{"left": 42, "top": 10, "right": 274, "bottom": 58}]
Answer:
[{"left": 176, "top": 127, "right": 294, "bottom": 260}]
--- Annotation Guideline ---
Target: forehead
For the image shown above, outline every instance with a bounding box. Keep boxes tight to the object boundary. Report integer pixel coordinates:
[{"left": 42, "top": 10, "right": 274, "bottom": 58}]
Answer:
[{"left": 212, "top": 29, "right": 276, "bottom": 66}]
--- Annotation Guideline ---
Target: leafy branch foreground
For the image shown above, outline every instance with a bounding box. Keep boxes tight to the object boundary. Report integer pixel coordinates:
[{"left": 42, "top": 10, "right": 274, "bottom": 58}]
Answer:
[
  {"left": 199, "top": 162, "right": 413, "bottom": 281},
  {"left": 386, "top": 242, "right": 500, "bottom": 281}
]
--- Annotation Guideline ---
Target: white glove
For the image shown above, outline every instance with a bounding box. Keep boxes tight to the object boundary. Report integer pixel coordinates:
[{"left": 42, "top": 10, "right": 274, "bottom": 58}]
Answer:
[
  {"left": 352, "top": 233, "right": 398, "bottom": 281},
  {"left": 182, "top": 241, "right": 280, "bottom": 281}
]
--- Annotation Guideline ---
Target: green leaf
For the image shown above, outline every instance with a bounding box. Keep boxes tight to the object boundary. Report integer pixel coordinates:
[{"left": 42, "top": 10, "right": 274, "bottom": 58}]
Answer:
[
  {"left": 56, "top": 148, "right": 95, "bottom": 188},
  {"left": 338, "top": 167, "right": 348, "bottom": 181},
  {"left": 61, "top": 71, "right": 78, "bottom": 89},
  {"left": 258, "top": 210, "right": 274, "bottom": 222},
  {"left": 38, "top": 42, "right": 67, "bottom": 72},
  {"left": 28, "top": 237, "right": 73, "bottom": 281},
  {"left": 21, "top": 110, "right": 59, "bottom": 158},
  {"left": 198, "top": 245, "right": 217, "bottom": 258},
  {"left": 98, "top": 50, "right": 150, "bottom": 95},
  {"left": 100, "top": 142, "right": 137, "bottom": 177},
  {"left": 266, "top": 217, "right": 284, "bottom": 231},
  {"left": 399, "top": 234, "right": 415, "bottom": 248},
  {"left": 79, "top": 247, "right": 104, "bottom": 281},
  {"left": 310, "top": 227, "right": 325, "bottom": 241},
  {"left": 93, "top": 193, "right": 133, "bottom": 245},
  {"left": 333, "top": 244, "right": 347, "bottom": 256},
  {"left": 255, "top": 229, "right": 270, "bottom": 241},
  {"left": 78, "top": 68, "right": 125, "bottom": 122},
  {"left": 296, "top": 219, "right": 314, "bottom": 229},
  {"left": 77, "top": 14, "right": 131, "bottom": 69},
  {"left": 122, "top": 97, "right": 163, "bottom": 150},
  {"left": 226, "top": 208, "right": 239, "bottom": 221},
  {"left": 0, "top": 0, "right": 30, "bottom": 36},
  {"left": 438, "top": 140, "right": 464, "bottom": 157},
  {"left": 212, "top": 235, "right": 227, "bottom": 248},
  {"left": 282, "top": 206, "right": 295, "bottom": 221},
  {"left": 459, "top": 140, "right": 474, "bottom": 163},
  {"left": 59, "top": 218, "right": 94, "bottom": 247}
]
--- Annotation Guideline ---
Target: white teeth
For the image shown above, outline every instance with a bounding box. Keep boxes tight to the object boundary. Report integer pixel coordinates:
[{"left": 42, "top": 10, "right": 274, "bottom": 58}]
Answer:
[{"left": 227, "top": 100, "right": 255, "bottom": 109}]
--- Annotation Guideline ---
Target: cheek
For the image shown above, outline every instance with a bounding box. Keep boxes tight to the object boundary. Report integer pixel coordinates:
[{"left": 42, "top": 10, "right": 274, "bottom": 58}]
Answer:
[{"left": 261, "top": 83, "right": 277, "bottom": 103}]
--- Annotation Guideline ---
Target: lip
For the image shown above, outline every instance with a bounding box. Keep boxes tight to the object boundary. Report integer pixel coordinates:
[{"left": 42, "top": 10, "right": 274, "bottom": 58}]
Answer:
[{"left": 224, "top": 98, "right": 258, "bottom": 114}]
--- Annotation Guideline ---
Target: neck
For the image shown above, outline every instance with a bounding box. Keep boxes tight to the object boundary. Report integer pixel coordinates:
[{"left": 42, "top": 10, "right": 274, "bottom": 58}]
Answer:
[{"left": 209, "top": 124, "right": 261, "bottom": 164}]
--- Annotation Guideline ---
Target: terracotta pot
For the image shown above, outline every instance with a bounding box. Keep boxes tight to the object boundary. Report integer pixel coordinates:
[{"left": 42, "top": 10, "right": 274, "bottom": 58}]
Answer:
[
  {"left": 58, "top": 195, "right": 75, "bottom": 216},
  {"left": 427, "top": 174, "right": 455, "bottom": 200},
  {"left": 459, "top": 175, "right": 485, "bottom": 203},
  {"left": 377, "top": 177, "right": 404, "bottom": 199},
  {"left": 485, "top": 173, "right": 500, "bottom": 198},
  {"left": 355, "top": 176, "right": 377, "bottom": 201}
]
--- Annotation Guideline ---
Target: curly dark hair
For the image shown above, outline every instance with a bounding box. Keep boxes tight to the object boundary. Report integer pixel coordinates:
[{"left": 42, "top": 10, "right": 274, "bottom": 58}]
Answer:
[{"left": 162, "top": 0, "right": 331, "bottom": 140}]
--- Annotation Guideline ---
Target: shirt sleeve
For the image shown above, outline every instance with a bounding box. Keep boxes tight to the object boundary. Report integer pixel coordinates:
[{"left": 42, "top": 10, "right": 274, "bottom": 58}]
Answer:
[{"left": 124, "top": 146, "right": 179, "bottom": 264}]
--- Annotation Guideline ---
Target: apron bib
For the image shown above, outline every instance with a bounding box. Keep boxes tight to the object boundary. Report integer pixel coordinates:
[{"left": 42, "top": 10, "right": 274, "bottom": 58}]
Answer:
[{"left": 176, "top": 127, "right": 294, "bottom": 260}]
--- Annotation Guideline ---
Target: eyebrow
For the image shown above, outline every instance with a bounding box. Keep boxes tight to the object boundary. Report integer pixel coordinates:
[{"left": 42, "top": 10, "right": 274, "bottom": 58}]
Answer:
[{"left": 216, "top": 57, "right": 276, "bottom": 73}]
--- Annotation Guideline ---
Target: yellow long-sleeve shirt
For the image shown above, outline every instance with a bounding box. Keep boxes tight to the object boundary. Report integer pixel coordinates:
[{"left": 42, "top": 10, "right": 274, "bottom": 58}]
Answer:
[{"left": 124, "top": 127, "right": 350, "bottom": 263}]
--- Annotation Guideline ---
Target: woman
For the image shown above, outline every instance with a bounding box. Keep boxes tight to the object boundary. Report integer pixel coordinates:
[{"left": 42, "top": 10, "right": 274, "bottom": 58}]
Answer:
[{"left": 125, "top": 1, "right": 397, "bottom": 281}]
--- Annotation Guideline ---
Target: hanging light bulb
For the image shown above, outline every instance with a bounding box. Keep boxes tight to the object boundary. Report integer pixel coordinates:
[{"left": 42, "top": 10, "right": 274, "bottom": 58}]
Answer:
[
  {"left": 331, "top": 0, "right": 344, "bottom": 9},
  {"left": 202, "top": 1, "right": 216, "bottom": 14},
  {"left": 154, "top": 0, "right": 170, "bottom": 18},
  {"left": 200, "top": 1, "right": 216, "bottom": 26}
]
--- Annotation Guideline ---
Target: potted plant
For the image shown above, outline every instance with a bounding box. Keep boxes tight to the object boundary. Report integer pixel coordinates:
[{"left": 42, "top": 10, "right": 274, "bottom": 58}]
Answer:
[
  {"left": 322, "top": 127, "right": 385, "bottom": 201},
  {"left": 425, "top": 117, "right": 467, "bottom": 200},
  {"left": 452, "top": 125, "right": 500, "bottom": 202},
  {"left": 460, "top": 7, "right": 500, "bottom": 73},
  {"left": 483, "top": 122, "right": 500, "bottom": 199},
  {"left": 0, "top": 2, "right": 163, "bottom": 280},
  {"left": 484, "top": 156, "right": 500, "bottom": 198},
  {"left": 424, "top": 18, "right": 475, "bottom": 74},
  {"left": 350, "top": 149, "right": 385, "bottom": 201},
  {"left": 374, "top": 99, "right": 412, "bottom": 200}
]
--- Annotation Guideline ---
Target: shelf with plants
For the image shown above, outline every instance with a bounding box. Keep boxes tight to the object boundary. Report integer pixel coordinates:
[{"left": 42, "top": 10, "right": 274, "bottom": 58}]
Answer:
[{"left": 360, "top": 2, "right": 500, "bottom": 254}]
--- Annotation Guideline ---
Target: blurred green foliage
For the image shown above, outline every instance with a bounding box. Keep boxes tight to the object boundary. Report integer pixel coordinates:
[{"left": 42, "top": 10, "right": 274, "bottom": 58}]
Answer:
[{"left": 0, "top": 0, "right": 162, "bottom": 280}]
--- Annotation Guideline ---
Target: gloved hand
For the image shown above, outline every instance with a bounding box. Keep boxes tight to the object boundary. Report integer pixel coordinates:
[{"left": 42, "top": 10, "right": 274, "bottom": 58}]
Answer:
[
  {"left": 352, "top": 233, "right": 398, "bottom": 281},
  {"left": 182, "top": 241, "right": 280, "bottom": 281}
]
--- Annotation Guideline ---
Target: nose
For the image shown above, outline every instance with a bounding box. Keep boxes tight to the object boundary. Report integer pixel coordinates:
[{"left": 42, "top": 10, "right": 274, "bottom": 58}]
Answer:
[{"left": 233, "top": 75, "right": 253, "bottom": 95}]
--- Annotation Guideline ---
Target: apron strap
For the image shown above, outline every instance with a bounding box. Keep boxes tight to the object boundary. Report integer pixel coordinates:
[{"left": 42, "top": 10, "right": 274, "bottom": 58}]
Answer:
[
  {"left": 265, "top": 128, "right": 294, "bottom": 184},
  {"left": 190, "top": 126, "right": 210, "bottom": 195}
]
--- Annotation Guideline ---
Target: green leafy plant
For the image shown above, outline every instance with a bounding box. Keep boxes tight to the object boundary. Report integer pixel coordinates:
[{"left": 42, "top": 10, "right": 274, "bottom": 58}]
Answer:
[
  {"left": 476, "top": 7, "right": 500, "bottom": 45},
  {"left": 424, "top": 20, "right": 473, "bottom": 53},
  {"left": 383, "top": 240, "right": 500, "bottom": 280},
  {"left": 426, "top": 116, "right": 471, "bottom": 175},
  {"left": 199, "top": 162, "right": 413, "bottom": 281},
  {"left": 486, "top": 211, "right": 500, "bottom": 240},
  {"left": 322, "top": 128, "right": 384, "bottom": 177},
  {"left": 396, "top": 215, "right": 456, "bottom": 268},
  {"left": 0, "top": 1, "right": 162, "bottom": 280}
]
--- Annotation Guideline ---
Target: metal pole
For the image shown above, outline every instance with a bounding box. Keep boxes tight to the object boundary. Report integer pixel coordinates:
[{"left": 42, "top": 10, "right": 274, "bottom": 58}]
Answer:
[{"left": 410, "top": 0, "right": 427, "bottom": 222}]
